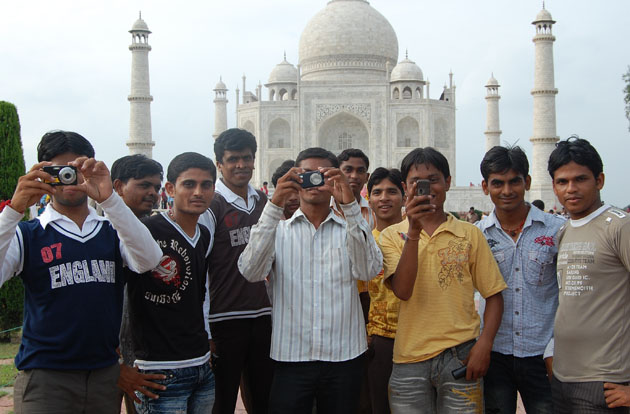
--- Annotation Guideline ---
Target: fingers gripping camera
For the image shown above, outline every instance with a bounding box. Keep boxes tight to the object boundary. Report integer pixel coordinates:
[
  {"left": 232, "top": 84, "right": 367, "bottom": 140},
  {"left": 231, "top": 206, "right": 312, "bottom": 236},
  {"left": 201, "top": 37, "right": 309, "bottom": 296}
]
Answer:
[{"left": 299, "top": 171, "right": 325, "bottom": 188}]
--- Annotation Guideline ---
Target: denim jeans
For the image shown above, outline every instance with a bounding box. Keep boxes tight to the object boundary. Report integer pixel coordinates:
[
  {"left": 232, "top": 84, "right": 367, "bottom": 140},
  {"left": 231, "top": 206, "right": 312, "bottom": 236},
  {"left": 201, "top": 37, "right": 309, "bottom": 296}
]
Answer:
[
  {"left": 389, "top": 340, "right": 483, "bottom": 414},
  {"left": 135, "top": 362, "right": 215, "bottom": 414},
  {"left": 484, "top": 352, "right": 553, "bottom": 413}
]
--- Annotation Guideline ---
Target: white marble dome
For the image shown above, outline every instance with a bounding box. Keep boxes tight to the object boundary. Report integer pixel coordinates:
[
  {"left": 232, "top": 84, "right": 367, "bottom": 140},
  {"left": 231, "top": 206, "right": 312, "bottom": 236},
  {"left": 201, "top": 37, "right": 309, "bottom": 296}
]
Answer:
[
  {"left": 534, "top": 8, "right": 553, "bottom": 22},
  {"left": 298, "top": 0, "right": 399, "bottom": 81},
  {"left": 486, "top": 74, "right": 499, "bottom": 87},
  {"left": 268, "top": 59, "right": 298, "bottom": 84},
  {"left": 391, "top": 58, "right": 424, "bottom": 82},
  {"left": 131, "top": 18, "right": 150, "bottom": 32},
  {"left": 214, "top": 78, "right": 227, "bottom": 90}
]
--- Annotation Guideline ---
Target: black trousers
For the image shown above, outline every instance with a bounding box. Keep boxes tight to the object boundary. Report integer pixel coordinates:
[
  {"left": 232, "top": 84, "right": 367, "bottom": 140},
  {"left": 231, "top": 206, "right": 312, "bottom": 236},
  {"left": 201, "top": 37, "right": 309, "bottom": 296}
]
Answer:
[
  {"left": 367, "top": 335, "right": 395, "bottom": 414},
  {"left": 210, "top": 316, "right": 274, "bottom": 414},
  {"left": 269, "top": 353, "right": 365, "bottom": 414}
]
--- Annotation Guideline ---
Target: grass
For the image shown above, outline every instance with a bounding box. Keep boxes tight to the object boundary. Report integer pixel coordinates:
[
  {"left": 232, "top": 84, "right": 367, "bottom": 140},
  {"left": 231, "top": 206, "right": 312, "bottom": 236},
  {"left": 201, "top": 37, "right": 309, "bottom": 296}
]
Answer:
[
  {"left": 0, "top": 341, "right": 19, "bottom": 360},
  {"left": 0, "top": 364, "right": 17, "bottom": 387}
]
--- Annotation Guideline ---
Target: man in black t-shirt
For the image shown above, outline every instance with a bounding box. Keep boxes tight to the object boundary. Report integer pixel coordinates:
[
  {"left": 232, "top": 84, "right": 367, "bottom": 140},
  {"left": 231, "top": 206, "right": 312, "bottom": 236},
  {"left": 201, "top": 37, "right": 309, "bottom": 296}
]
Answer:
[{"left": 127, "top": 152, "right": 217, "bottom": 413}]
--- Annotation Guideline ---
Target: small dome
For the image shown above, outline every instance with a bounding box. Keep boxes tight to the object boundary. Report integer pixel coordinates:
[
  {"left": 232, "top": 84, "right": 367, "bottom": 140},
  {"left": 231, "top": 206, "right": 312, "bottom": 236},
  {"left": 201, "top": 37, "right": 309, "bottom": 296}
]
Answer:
[
  {"left": 131, "top": 17, "right": 150, "bottom": 32},
  {"left": 267, "top": 59, "right": 298, "bottom": 84},
  {"left": 390, "top": 58, "right": 424, "bottom": 83},
  {"left": 214, "top": 77, "right": 227, "bottom": 90},
  {"left": 485, "top": 74, "right": 499, "bottom": 87},
  {"left": 534, "top": 8, "right": 554, "bottom": 22}
]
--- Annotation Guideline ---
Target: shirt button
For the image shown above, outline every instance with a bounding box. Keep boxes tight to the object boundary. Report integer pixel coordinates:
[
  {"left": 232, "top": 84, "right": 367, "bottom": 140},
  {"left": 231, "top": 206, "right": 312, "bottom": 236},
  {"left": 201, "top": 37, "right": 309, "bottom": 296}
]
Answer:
[
  {"left": 515, "top": 332, "right": 520, "bottom": 336},
  {"left": 515, "top": 311, "right": 519, "bottom": 315},
  {"left": 515, "top": 288, "right": 520, "bottom": 292},
  {"left": 515, "top": 268, "right": 520, "bottom": 272}
]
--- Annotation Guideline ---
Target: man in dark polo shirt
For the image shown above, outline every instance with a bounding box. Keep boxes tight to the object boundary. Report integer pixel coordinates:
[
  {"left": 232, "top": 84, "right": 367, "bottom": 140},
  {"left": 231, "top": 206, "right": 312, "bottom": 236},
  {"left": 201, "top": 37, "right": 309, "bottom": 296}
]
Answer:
[{"left": 199, "top": 128, "right": 273, "bottom": 414}]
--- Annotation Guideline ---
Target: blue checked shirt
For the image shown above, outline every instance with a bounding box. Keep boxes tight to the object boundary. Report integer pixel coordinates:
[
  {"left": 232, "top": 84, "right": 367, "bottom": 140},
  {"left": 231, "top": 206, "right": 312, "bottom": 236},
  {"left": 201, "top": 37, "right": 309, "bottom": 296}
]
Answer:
[{"left": 477, "top": 205, "right": 565, "bottom": 357}]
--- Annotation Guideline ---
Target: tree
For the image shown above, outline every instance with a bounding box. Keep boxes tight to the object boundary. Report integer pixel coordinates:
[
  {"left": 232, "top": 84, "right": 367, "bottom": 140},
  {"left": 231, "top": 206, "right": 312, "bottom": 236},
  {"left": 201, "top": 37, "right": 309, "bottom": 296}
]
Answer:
[
  {"left": 0, "top": 101, "right": 26, "bottom": 200},
  {"left": 624, "top": 66, "right": 630, "bottom": 132},
  {"left": 0, "top": 101, "right": 25, "bottom": 340}
]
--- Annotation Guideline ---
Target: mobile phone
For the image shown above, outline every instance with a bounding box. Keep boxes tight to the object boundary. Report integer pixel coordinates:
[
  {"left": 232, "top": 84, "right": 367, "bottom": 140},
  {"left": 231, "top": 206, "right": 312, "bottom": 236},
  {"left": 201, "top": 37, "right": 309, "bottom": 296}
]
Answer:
[
  {"left": 416, "top": 179, "right": 430, "bottom": 204},
  {"left": 452, "top": 365, "right": 467, "bottom": 380}
]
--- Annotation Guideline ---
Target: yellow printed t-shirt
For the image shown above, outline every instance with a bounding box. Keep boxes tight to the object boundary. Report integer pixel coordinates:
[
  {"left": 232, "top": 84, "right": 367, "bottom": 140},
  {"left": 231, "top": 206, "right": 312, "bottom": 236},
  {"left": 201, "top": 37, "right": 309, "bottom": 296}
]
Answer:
[
  {"left": 380, "top": 215, "right": 506, "bottom": 364},
  {"left": 367, "top": 228, "right": 400, "bottom": 338}
]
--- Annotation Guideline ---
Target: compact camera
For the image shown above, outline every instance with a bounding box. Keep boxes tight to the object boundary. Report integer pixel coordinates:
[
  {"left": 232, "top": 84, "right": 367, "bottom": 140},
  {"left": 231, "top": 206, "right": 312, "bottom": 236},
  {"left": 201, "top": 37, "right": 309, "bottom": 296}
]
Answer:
[
  {"left": 43, "top": 165, "right": 78, "bottom": 186},
  {"left": 299, "top": 171, "right": 325, "bottom": 188},
  {"left": 416, "top": 179, "right": 430, "bottom": 204}
]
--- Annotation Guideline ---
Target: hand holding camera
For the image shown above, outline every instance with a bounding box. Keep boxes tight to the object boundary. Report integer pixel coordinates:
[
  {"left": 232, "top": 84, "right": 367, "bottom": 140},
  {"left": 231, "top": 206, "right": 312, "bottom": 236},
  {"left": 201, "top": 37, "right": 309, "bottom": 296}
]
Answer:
[
  {"left": 320, "top": 167, "right": 354, "bottom": 205},
  {"left": 271, "top": 167, "right": 303, "bottom": 209},
  {"left": 405, "top": 179, "right": 437, "bottom": 236},
  {"left": 65, "top": 157, "right": 113, "bottom": 203}
]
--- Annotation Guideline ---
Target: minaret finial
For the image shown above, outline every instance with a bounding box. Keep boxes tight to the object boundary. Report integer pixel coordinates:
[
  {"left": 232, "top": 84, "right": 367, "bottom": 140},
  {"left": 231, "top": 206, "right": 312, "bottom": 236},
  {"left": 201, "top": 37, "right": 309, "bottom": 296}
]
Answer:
[
  {"left": 405, "top": 49, "right": 408, "bottom": 59},
  {"left": 542, "top": 1, "right": 545, "bottom": 9},
  {"left": 139, "top": 11, "right": 142, "bottom": 19},
  {"left": 284, "top": 50, "right": 287, "bottom": 61}
]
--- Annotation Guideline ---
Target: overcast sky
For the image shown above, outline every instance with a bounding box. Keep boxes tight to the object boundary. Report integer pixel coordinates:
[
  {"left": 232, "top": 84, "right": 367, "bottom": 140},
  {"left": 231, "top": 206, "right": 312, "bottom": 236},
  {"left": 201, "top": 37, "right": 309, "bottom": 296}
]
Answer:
[{"left": 1, "top": 0, "right": 629, "bottom": 206}]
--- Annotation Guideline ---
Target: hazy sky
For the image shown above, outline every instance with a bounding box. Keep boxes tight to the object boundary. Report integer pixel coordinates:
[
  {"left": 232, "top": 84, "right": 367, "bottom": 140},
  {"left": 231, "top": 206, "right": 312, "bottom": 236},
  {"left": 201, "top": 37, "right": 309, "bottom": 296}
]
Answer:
[{"left": 1, "top": 0, "right": 629, "bottom": 206}]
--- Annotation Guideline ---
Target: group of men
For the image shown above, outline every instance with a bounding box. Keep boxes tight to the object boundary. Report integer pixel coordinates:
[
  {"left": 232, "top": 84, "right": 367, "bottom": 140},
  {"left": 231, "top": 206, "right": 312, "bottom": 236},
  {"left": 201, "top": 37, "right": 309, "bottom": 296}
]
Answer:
[{"left": 0, "top": 127, "right": 628, "bottom": 414}]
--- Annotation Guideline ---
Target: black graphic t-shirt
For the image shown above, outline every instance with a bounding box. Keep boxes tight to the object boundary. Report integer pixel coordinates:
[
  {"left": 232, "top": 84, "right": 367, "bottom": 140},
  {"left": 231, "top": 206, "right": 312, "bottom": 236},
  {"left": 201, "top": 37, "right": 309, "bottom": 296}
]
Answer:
[{"left": 128, "top": 213, "right": 211, "bottom": 362}]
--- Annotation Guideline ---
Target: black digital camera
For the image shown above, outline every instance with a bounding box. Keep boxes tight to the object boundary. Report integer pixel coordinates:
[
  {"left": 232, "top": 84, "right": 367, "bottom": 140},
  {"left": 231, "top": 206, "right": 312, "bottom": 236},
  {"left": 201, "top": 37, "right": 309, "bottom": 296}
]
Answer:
[
  {"left": 299, "top": 171, "right": 325, "bottom": 188},
  {"left": 43, "top": 165, "right": 78, "bottom": 186}
]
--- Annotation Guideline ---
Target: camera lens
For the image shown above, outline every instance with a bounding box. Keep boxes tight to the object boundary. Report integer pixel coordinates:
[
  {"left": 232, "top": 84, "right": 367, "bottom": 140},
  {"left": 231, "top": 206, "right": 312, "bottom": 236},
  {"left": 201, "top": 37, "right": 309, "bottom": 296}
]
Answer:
[
  {"left": 309, "top": 173, "right": 323, "bottom": 186},
  {"left": 58, "top": 167, "right": 76, "bottom": 185}
]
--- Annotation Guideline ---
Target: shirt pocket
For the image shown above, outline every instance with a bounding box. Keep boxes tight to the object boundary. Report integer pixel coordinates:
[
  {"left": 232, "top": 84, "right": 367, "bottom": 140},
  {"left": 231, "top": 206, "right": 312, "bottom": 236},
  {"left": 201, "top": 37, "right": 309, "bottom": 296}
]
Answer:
[
  {"left": 492, "top": 250, "right": 510, "bottom": 283},
  {"left": 525, "top": 250, "right": 555, "bottom": 286}
]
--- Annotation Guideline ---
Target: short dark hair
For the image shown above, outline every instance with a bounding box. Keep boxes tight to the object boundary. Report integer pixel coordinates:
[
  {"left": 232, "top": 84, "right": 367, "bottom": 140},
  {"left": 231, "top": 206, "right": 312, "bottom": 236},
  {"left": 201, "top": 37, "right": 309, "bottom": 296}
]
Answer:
[
  {"left": 271, "top": 160, "right": 295, "bottom": 187},
  {"left": 37, "top": 130, "right": 95, "bottom": 162},
  {"left": 167, "top": 152, "right": 216, "bottom": 183},
  {"left": 111, "top": 154, "right": 163, "bottom": 183},
  {"left": 480, "top": 145, "right": 529, "bottom": 181},
  {"left": 548, "top": 136, "right": 603, "bottom": 179},
  {"left": 295, "top": 147, "right": 339, "bottom": 168},
  {"left": 337, "top": 148, "right": 369, "bottom": 170},
  {"left": 367, "top": 167, "right": 404, "bottom": 197},
  {"left": 400, "top": 147, "right": 450, "bottom": 182},
  {"left": 214, "top": 128, "right": 257, "bottom": 163},
  {"left": 531, "top": 199, "right": 545, "bottom": 210}
]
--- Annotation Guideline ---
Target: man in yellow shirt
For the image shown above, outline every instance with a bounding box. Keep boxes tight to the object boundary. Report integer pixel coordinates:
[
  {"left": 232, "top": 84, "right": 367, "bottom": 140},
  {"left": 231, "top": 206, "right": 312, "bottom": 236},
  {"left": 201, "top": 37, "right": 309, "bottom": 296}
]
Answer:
[
  {"left": 366, "top": 167, "right": 405, "bottom": 414},
  {"left": 380, "top": 147, "right": 507, "bottom": 413}
]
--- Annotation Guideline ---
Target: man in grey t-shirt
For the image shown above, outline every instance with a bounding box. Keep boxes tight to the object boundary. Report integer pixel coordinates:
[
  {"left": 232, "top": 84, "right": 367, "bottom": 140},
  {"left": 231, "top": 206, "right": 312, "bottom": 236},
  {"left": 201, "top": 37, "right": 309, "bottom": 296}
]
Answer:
[{"left": 549, "top": 137, "right": 630, "bottom": 413}]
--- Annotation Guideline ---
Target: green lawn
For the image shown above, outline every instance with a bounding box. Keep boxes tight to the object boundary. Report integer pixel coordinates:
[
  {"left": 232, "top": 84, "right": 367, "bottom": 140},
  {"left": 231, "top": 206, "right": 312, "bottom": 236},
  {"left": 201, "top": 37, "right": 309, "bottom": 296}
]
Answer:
[
  {"left": 0, "top": 340, "right": 19, "bottom": 360},
  {"left": 0, "top": 364, "right": 17, "bottom": 387}
]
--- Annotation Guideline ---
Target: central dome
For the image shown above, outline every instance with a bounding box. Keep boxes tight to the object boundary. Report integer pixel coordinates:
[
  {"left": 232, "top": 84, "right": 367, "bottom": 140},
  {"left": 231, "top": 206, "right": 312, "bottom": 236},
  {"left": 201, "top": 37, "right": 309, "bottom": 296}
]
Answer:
[{"left": 299, "top": 0, "right": 399, "bottom": 82}]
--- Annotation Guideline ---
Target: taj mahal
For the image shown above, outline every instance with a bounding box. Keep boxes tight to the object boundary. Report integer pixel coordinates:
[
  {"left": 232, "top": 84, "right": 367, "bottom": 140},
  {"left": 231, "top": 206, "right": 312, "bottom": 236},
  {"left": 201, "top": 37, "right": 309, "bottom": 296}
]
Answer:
[{"left": 125, "top": 0, "right": 560, "bottom": 212}]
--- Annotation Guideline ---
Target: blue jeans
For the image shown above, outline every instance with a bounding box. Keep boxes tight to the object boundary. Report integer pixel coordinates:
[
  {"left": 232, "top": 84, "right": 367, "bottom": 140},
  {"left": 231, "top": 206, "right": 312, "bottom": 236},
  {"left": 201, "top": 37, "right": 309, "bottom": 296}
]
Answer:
[
  {"left": 484, "top": 352, "right": 553, "bottom": 413},
  {"left": 135, "top": 363, "right": 215, "bottom": 414},
  {"left": 389, "top": 340, "right": 483, "bottom": 414}
]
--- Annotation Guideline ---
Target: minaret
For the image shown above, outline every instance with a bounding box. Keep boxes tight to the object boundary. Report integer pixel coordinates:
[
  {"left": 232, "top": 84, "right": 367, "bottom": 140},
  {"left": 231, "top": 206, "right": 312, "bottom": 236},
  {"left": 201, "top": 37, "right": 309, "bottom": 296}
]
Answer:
[
  {"left": 529, "top": 5, "right": 559, "bottom": 206},
  {"left": 484, "top": 74, "right": 502, "bottom": 152},
  {"left": 213, "top": 77, "right": 228, "bottom": 139},
  {"left": 127, "top": 12, "right": 155, "bottom": 157}
]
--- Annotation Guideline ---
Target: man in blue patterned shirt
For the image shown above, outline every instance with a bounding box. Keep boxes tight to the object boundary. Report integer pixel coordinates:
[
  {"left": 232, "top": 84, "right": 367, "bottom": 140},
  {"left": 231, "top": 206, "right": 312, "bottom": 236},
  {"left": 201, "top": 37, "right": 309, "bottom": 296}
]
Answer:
[{"left": 477, "top": 146, "right": 565, "bottom": 413}]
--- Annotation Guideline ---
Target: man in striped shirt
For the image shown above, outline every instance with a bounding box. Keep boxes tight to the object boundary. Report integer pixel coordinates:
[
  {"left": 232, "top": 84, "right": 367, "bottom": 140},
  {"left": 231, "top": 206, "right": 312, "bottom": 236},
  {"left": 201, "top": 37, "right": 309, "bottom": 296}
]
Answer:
[{"left": 238, "top": 147, "right": 383, "bottom": 414}]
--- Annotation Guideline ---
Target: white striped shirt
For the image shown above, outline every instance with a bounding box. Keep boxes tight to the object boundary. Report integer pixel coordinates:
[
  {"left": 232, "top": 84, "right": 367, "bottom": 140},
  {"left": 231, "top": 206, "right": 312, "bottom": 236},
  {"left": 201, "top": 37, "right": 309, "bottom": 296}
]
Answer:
[{"left": 238, "top": 200, "right": 382, "bottom": 362}]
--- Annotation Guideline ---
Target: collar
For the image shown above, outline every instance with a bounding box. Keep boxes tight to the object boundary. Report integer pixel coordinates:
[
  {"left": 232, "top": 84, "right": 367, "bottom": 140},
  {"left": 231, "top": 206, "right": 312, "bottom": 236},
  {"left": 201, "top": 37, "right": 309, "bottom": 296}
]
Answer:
[
  {"left": 481, "top": 202, "right": 544, "bottom": 231},
  {"left": 429, "top": 213, "right": 466, "bottom": 239},
  {"left": 286, "top": 207, "right": 346, "bottom": 227},
  {"left": 37, "top": 203, "right": 106, "bottom": 229},
  {"left": 570, "top": 204, "right": 610, "bottom": 228},
  {"left": 215, "top": 178, "right": 260, "bottom": 204}
]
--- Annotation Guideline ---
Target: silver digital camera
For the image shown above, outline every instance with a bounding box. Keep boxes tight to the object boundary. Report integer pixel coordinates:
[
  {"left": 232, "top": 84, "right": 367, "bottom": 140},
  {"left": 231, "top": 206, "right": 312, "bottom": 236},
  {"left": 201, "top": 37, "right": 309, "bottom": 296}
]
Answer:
[{"left": 43, "top": 165, "right": 78, "bottom": 186}]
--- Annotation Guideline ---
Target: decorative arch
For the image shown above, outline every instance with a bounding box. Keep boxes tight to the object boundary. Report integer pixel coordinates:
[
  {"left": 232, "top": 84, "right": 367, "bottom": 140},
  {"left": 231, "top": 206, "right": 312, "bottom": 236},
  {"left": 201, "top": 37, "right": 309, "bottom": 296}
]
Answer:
[
  {"left": 268, "top": 118, "right": 290, "bottom": 148},
  {"left": 269, "top": 89, "right": 275, "bottom": 101},
  {"left": 402, "top": 86, "right": 412, "bottom": 99},
  {"left": 415, "top": 87, "right": 422, "bottom": 99},
  {"left": 291, "top": 89, "right": 297, "bottom": 100},
  {"left": 317, "top": 112, "right": 369, "bottom": 153},
  {"left": 268, "top": 158, "right": 285, "bottom": 185},
  {"left": 278, "top": 89, "right": 288, "bottom": 101},
  {"left": 242, "top": 120, "right": 255, "bottom": 136},
  {"left": 392, "top": 88, "right": 400, "bottom": 100},
  {"left": 397, "top": 116, "right": 420, "bottom": 147}
]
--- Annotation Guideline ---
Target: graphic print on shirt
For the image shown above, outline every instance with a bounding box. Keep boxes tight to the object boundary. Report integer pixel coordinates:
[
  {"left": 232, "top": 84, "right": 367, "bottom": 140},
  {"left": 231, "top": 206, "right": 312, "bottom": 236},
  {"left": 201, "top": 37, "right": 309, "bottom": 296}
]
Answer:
[
  {"left": 144, "top": 238, "right": 192, "bottom": 305},
  {"left": 557, "top": 241, "right": 595, "bottom": 297},
  {"left": 437, "top": 239, "right": 471, "bottom": 290}
]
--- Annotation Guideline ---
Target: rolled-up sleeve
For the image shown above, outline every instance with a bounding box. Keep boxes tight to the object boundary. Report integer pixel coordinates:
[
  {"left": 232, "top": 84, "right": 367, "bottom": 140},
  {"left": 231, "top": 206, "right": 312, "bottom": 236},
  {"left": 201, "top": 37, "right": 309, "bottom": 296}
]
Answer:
[
  {"left": 100, "top": 192, "right": 162, "bottom": 273},
  {"left": 340, "top": 201, "right": 382, "bottom": 281},
  {"left": 238, "top": 202, "right": 282, "bottom": 282}
]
